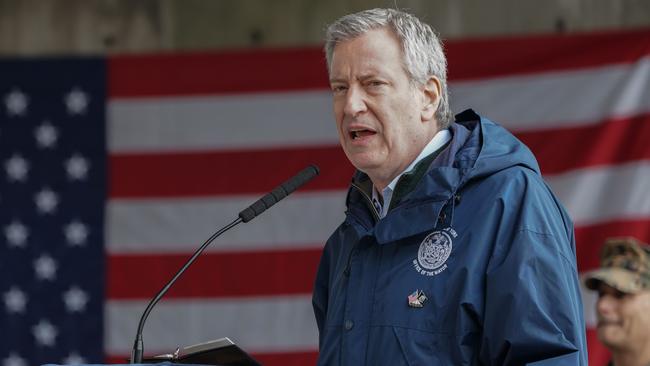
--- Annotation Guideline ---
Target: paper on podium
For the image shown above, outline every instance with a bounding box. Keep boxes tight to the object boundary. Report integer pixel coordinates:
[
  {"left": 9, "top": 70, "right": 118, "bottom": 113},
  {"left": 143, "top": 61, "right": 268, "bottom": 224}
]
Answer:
[
  {"left": 143, "top": 337, "right": 261, "bottom": 366},
  {"left": 42, "top": 364, "right": 191, "bottom": 366}
]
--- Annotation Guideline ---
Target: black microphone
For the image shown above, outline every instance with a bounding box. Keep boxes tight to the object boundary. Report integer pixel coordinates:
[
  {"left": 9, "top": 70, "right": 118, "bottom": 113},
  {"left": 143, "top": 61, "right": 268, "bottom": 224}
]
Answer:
[
  {"left": 238, "top": 164, "right": 320, "bottom": 222},
  {"left": 130, "top": 164, "right": 320, "bottom": 364}
]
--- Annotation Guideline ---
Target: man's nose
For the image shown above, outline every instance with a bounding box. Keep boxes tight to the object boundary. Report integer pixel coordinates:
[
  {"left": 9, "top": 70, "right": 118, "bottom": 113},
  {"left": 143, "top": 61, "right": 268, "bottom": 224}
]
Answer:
[
  {"left": 596, "top": 293, "right": 617, "bottom": 316},
  {"left": 343, "top": 85, "right": 367, "bottom": 117}
]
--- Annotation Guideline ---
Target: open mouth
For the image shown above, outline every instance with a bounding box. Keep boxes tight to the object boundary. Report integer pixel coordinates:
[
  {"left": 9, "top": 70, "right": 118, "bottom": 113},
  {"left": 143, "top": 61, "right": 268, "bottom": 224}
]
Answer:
[
  {"left": 597, "top": 320, "right": 622, "bottom": 327},
  {"left": 350, "top": 129, "right": 377, "bottom": 140}
]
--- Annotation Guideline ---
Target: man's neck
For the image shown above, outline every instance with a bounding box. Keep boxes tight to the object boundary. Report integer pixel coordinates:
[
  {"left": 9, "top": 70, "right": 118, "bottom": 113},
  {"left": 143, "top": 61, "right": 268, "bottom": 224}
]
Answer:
[
  {"left": 370, "top": 168, "right": 401, "bottom": 194},
  {"left": 370, "top": 128, "right": 451, "bottom": 194},
  {"left": 611, "top": 345, "right": 650, "bottom": 366}
]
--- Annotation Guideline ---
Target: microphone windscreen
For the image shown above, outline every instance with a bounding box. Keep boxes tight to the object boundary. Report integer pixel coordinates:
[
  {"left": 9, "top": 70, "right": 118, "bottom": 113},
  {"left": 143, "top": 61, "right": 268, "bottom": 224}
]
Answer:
[{"left": 238, "top": 165, "right": 320, "bottom": 223}]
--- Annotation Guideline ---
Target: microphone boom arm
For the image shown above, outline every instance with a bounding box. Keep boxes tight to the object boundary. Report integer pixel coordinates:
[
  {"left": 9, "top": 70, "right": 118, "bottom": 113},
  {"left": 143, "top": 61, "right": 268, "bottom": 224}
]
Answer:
[
  {"left": 130, "top": 164, "right": 319, "bottom": 363},
  {"left": 131, "top": 217, "right": 242, "bottom": 364}
]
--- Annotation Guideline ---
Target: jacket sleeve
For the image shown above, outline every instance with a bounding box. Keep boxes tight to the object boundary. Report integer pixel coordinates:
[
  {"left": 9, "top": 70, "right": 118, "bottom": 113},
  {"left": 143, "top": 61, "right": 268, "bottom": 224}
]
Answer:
[{"left": 479, "top": 228, "right": 588, "bottom": 366}]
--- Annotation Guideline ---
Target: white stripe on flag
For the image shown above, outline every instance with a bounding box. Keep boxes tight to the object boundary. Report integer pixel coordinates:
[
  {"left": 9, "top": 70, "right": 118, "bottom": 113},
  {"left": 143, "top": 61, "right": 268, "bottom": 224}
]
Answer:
[
  {"left": 105, "top": 295, "right": 318, "bottom": 354},
  {"left": 451, "top": 57, "right": 650, "bottom": 131},
  {"left": 547, "top": 160, "right": 650, "bottom": 225},
  {"left": 106, "top": 191, "right": 346, "bottom": 253},
  {"left": 108, "top": 91, "right": 337, "bottom": 153},
  {"left": 580, "top": 281, "right": 599, "bottom": 328}
]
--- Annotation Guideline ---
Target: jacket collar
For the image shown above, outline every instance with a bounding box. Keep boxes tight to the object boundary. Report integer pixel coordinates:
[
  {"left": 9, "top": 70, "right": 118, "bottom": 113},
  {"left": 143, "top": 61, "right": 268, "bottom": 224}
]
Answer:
[{"left": 345, "top": 112, "right": 481, "bottom": 243}]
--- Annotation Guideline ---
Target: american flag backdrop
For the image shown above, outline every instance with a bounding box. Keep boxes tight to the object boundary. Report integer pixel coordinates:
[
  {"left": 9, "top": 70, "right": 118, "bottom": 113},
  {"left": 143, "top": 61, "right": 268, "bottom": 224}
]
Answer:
[{"left": 1, "top": 28, "right": 649, "bottom": 366}]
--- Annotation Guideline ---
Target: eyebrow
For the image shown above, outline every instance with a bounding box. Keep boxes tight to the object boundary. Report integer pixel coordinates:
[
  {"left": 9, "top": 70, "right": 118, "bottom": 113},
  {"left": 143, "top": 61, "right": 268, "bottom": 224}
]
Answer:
[
  {"left": 358, "top": 74, "right": 382, "bottom": 82},
  {"left": 329, "top": 73, "right": 384, "bottom": 84}
]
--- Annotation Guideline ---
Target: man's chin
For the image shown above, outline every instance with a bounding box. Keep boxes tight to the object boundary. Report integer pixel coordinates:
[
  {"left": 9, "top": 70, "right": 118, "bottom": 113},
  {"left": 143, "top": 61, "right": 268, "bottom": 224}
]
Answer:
[
  {"left": 347, "top": 156, "right": 383, "bottom": 174},
  {"left": 597, "top": 326, "right": 625, "bottom": 347}
]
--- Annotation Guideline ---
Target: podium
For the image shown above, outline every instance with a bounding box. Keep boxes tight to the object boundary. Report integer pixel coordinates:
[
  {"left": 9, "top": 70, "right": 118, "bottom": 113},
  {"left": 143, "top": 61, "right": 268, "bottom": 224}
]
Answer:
[
  {"left": 42, "top": 337, "right": 262, "bottom": 366},
  {"left": 43, "top": 364, "right": 224, "bottom": 366},
  {"left": 43, "top": 364, "right": 205, "bottom": 366},
  {"left": 138, "top": 337, "right": 261, "bottom": 365}
]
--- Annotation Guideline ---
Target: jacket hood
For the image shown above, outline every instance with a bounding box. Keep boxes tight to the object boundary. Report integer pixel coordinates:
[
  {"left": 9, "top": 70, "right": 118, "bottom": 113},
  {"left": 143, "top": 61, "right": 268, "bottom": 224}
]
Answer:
[{"left": 452, "top": 109, "right": 540, "bottom": 184}]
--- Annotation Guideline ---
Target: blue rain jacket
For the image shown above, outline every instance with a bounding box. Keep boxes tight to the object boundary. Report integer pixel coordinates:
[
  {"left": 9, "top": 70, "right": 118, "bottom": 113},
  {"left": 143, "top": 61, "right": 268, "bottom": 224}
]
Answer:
[{"left": 312, "top": 110, "right": 587, "bottom": 365}]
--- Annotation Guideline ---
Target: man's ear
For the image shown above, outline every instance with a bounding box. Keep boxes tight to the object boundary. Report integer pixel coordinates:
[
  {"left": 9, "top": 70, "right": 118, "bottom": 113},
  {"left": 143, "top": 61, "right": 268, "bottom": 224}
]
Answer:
[{"left": 421, "top": 76, "right": 441, "bottom": 122}]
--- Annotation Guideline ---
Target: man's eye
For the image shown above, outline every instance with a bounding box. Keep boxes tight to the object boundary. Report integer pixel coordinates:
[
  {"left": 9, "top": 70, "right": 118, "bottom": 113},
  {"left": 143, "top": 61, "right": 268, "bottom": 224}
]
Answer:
[
  {"left": 331, "top": 85, "right": 347, "bottom": 93},
  {"left": 613, "top": 290, "right": 627, "bottom": 299},
  {"left": 598, "top": 288, "right": 628, "bottom": 299},
  {"left": 367, "top": 80, "right": 385, "bottom": 87}
]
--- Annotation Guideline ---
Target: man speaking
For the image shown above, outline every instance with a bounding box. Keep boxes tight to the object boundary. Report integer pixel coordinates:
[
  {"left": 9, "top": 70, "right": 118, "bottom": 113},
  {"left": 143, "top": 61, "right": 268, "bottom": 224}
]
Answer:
[{"left": 312, "top": 8, "right": 587, "bottom": 365}]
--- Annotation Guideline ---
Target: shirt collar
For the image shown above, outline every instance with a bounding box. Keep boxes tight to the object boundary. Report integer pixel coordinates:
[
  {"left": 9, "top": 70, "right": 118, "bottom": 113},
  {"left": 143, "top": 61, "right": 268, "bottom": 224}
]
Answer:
[
  {"left": 385, "top": 128, "right": 451, "bottom": 192},
  {"left": 372, "top": 128, "right": 451, "bottom": 218}
]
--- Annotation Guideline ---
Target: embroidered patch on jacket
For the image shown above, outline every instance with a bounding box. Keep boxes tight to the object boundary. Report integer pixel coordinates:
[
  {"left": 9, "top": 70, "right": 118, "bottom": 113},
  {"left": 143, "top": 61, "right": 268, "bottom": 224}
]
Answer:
[{"left": 413, "top": 227, "right": 456, "bottom": 276}]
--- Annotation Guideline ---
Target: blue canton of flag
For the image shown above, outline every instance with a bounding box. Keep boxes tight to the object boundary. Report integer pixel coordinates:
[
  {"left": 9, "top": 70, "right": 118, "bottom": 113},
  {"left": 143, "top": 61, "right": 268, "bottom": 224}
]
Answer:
[{"left": 0, "top": 58, "right": 106, "bottom": 366}]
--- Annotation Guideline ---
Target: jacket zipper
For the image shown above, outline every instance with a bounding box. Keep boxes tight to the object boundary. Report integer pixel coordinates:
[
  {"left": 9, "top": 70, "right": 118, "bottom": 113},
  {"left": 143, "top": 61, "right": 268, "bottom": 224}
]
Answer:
[
  {"left": 350, "top": 182, "right": 380, "bottom": 222},
  {"left": 341, "top": 182, "right": 379, "bottom": 278}
]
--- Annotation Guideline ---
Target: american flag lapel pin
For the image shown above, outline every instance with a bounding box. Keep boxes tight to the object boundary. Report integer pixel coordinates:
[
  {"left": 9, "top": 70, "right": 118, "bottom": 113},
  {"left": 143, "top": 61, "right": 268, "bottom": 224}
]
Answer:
[{"left": 407, "top": 289, "right": 427, "bottom": 308}]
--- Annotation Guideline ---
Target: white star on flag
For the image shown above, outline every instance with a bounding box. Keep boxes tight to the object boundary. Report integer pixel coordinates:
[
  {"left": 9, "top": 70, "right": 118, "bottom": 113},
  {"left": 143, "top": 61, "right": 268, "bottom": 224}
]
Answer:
[
  {"left": 65, "top": 154, "right": 89, "bottom": 180},
  {"left": 4, "top": 89, "right": 28, "bottom": 116},
  {"left": 34, "top": 121, "right": 59, "bottom": 149},
  {"left": 64, "top": 87, "right": 89, "bottom": 115},
  {"left": 4, "top": 154, "right": 29, "bottom": 182},
  {"left": 2, "top": 353, "right": 27, "bottom": 366},
  {"left": 32, "top": 319, "right": 57, "bottom": 347},
  {"left": 3, "top": 287, "right": 27, "bottom": 313},
  {"left": 34, "top": 254, "right": 57, "bottom": 281},
  {"left": 4, "top": 220, "right": 28, "bottom": 248},
  {"left": 63, "top": 286, "right": 88, "bottom": 313},
  {"left": 62, "top": 352, "right": 86, "bottom": 365},
  {"left": 64, "top": 220, "right": 88, "bottom": 246},
  {"left": 34, "top": 187, "right": 59, "bottom": 214}
]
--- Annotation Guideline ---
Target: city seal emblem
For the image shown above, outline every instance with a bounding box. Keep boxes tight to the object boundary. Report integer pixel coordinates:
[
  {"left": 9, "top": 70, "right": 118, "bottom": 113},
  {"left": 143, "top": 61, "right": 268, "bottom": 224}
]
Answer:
[{"left": 413, "top": 228, "right": 456, "bottom": 276}]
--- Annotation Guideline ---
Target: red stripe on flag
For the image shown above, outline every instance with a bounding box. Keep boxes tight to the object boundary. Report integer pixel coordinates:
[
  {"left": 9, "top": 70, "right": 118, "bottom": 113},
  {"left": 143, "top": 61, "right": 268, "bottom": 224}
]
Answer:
[
  {"left": 109, "top": 145, "right": 354, "bottom": 198},
  {"left": 516, "top": 113, "right": 650, "bottom": 176},
  {"left": 108, "top": 29, "right": 650, "bottom": 97},
  {"left": 107, "top": 248, "right": 322, "bottom": 299},
  {"left": 253, "top": 351, "right": 319, "bottom": 366},
  {"left": 104, "top": 355, "right": 130, "bottom": 364},
  {"left": 105, "top": 351, "right": 319, "bottom": 366},
  {"left": 575, "top": 219, "right": 650, "bottom": 272},
  {"left": 446, "top": 28, "right": 650, "bottom": 81},
  {"left": 587, "top": 327, "right": 610, "bottom": 366},
  {"left": 109, "top": 47, "right": 329, "bottom": 97}
]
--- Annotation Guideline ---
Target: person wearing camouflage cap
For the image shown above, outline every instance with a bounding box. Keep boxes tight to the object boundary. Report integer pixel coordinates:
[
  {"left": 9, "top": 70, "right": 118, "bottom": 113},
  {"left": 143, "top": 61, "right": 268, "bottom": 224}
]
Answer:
[{"left": 584, "top": 237, "right": 650, "bottom": 366}]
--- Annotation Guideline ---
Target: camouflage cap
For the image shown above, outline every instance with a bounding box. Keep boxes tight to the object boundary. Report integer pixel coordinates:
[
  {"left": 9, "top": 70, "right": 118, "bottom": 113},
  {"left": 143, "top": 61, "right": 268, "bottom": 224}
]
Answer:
[{"left": 584, "top": 237, "right": 650, "bottom": 294}]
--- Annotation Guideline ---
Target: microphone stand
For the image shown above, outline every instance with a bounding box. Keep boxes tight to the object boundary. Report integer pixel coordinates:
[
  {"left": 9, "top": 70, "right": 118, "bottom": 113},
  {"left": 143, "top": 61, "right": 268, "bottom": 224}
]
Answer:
[
  {"left": 131, "top": 217, "right": 242, "bottom": 364},
  {"left": 130, "top": 165, "right": 319, "bottom": 363}
]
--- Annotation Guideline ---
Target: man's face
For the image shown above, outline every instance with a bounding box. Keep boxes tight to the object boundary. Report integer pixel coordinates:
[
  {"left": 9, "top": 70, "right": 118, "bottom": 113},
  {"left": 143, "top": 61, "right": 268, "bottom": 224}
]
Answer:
[
  {"left": 596, "top": 282, "right": 650, "bottom": 351},
  {"left": 329, "top": 28, "right": 439, "bottom": 189}
]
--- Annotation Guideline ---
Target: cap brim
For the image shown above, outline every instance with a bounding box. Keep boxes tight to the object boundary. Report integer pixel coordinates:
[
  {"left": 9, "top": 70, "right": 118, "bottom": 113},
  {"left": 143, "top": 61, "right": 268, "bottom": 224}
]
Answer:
[{"left": 583, "top": 268, "right": 642, "bottom": 294}]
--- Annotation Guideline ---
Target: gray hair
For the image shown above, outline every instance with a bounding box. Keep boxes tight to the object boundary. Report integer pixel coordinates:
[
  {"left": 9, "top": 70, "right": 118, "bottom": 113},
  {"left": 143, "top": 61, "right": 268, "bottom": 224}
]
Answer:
[{"left": 324, "top": 8, "right": 453, "bottom": 128}]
